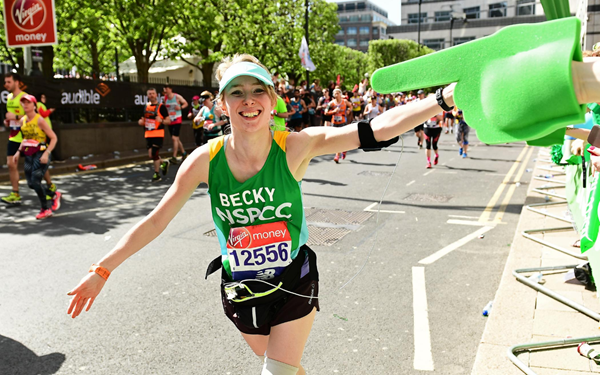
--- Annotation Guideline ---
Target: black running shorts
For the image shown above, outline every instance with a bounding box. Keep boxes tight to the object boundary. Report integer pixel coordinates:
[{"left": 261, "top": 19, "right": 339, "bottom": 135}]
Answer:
[
  {"left": 168, "top": 123, "right": 181, "bottom": 137},
  {"left": 222, "top": 275, "right": 320, "bottom": 336},
  {"left": 7, "top": 140, "right": 20, "bottom": 156},
  {"left": 146, "top": 137, "right": 163, "bottom": 149},
  {"left": 414, "top": 124, "right": 424, "bottom": 132}
]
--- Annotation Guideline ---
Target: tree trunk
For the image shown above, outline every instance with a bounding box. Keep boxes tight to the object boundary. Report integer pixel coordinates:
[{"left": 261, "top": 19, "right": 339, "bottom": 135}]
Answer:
[
  {"left": 40, "top": 46, "right": 54, "bottom": 79},
  {"left": 201, "top": 62, "right": 214, "bottom": 88},
  {"left": 90, "top": 41, "right": 100, "bottom": 78},
  {"left": 135, "top": 57, "right": 150, "bottom": 83}
]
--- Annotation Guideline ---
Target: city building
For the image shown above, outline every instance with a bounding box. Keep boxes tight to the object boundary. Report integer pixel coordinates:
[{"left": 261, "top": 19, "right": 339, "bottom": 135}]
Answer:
[
  {"left": 335, "top": 0, "right": 397, "bottom": 52},
  {"left": 387, "top": 0, "right": 600, "bottom": 52}
]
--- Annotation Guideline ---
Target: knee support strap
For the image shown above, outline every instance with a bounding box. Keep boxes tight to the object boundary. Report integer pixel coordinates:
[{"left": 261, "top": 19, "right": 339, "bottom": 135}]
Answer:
[
  {"left": 151, "top": 146, "right": 160, "bottom": 161},
  {"left": 262, "top": 357, "right": 299, "bottom": 375},
  {"left": 358, "top": 120, "right": 399, "bottom": 152}
]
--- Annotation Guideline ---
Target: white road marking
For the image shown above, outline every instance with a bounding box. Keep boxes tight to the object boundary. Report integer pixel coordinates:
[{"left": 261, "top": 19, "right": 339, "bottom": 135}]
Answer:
[
  {"left": 423, "top": 169, "right": 435, "bottom": 176},
  {"left": 406, "top": 180, "right": 416, "bottom": 186},
  {"left": 418, "top": 226, "right": 494, "bottom": 265},
  {"left": 448, "top": 215, "right": 480, "bottom": 219},
  {"left": 363, "top": 202, "right": 406, "bottom": 214},
  {"left": 412, "top": 267, "right": 434, "bottom": 371},
  {"left": 447, "top": 219, "right": 493, "bottom": 226}
]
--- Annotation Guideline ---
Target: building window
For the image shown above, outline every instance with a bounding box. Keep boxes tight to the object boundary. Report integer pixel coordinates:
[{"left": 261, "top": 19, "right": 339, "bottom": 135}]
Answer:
[
  {"left": 517, "top": 0, "right": 535, "bottom": 15},
  {"left": 453, "top": 36, "right": 475, "bottom": 46},
  {"left": 372, "top": 27, "right": 379, "bottom": 35},
  {"left": 335, "top": 40, "right": 344, "bottom": 46},
  {"left": 359, "top": 40, "right": 369, "bottom": 47},
  {"left": 347, "top": 38, "right": 357, "bottom": 47},
  {"left": 408, "top": 13, "right": 427, "bottom": 24},
  {"left": 357, "top": 2, "right": 366, "bottom": 10},
  {"left": 463, "top": 6, "right": 480, "bottom": 19},
  {"left": 423, "top": 38, "right": 445, "bottom": 50},
  {"left": 489, "top": 2, "right": 507, "bottom": 18},
  {"left": 359, "top": 27, "right": 369, "bottom": 35},
  {"left": 337, "top": 28, "right": 344, "bottom": 36},
  {"left": 435, "top": 11, "right": 451, "bottom": 22},
  {"left": 381, "top": 27, "right": 386, "bottom": 35},
  {"left": 349, "top": 15, "right": 359, "bottom": 22},
  {"left": 346, "top": 3, "right": 355, "bottom": 11},
  {"left": 347, "top": 27, "right": 357, "bottom": 35}
]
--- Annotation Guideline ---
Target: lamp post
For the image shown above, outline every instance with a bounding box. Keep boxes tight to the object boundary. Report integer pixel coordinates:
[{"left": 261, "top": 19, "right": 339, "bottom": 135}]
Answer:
[
  {"left": 417, "top": 0, "right": 422, "bottom": 50},
  {"left": 448, "top": 12, "right": 467, "bottom": 48},
  {"left": 305, "top": 0, "right": 310, "bottom": 84}
]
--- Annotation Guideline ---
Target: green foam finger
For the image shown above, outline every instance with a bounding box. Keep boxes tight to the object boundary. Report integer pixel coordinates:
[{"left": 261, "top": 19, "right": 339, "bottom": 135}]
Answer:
[
  {"left": 371, "top": 17, "right": 586, "bottom": 145},
  {"left": 541, "top": 0, "right": 571, "bottom": 20}
]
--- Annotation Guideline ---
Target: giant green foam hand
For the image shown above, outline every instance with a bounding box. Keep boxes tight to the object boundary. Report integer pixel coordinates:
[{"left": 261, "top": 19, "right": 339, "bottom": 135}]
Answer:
[{"left": 371, "top": 17, "right": 586, "bottom": 145}]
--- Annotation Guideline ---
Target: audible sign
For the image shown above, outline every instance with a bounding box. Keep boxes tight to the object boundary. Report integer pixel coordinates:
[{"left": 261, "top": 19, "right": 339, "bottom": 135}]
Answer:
[{"left": 3, "top": 0, "right": 57, "bottom": 47}]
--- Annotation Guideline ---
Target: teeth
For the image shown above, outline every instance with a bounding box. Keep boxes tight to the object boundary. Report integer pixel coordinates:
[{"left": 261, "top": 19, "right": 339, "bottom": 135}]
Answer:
[{"left": 241, "top": 111, "right": 259, "bottom": 118}]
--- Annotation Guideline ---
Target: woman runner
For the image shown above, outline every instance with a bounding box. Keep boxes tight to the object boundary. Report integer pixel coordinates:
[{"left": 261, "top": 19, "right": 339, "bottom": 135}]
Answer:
[
  {"left": 423, "top": 112, "right": 443, "bottom": 168},
  {"left": 13, "top": 95, "right": 59, "bottom": 219},
  {"left": 67, "top": 54, "right": 456, "bottom": 375}
]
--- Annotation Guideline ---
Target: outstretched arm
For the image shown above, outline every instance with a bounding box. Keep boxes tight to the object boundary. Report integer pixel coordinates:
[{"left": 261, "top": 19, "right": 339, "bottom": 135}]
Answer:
[
  {"left": 66, "top": 146, "right": 210, "bottom": 318},
  {"left": 289, "top": 85, "right": 455, "bottom": 161}
]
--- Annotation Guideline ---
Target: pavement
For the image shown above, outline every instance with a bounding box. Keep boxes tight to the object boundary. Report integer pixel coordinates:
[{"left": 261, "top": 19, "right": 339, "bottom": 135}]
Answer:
[
  {"left": 472, "top": 150, "right": 600, "bottom": 375},
  {"left": 1, "top": 129, "right": 592, "bottom": 374}
]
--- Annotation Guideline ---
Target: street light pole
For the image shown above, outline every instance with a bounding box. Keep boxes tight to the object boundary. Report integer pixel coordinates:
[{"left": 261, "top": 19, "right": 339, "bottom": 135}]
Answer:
[
  {"left": 305, "top": 0, "right": 310, "bottom": 85},
  {"left": 449, "top": 17, "right": 454, "bottom": 48},
  {"left": 417, "top": 0, "right": 422, "bottom": 50}
]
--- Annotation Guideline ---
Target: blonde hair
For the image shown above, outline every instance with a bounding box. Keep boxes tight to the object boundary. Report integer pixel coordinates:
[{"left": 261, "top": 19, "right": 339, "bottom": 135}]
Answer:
[
  {"left": 215, "top": 54, "right": 277, "bottom": 105},
  {"left": 200, "top": 90, "right": 214, "bottom": 100}
]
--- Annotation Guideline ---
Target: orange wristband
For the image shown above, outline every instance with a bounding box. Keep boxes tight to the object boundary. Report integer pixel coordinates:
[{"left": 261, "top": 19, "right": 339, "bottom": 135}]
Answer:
[{"left": 89, "top": 264, "right": 110, "bottom": 281}]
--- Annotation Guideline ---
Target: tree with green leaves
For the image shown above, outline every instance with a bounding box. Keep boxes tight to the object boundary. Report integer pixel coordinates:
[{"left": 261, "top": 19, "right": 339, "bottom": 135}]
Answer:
[
  {"left": 54, "top": 0, "right": 128, "bottom": 78},
  {"left": 166, "top": 0, "right": 226, "bottom": 87},
  {"left": 169, "top": 0, "right": 339, "bottom": 86},
  {"left": 311, "top": 44, "right": 367, "bottom": 90},
  {"left": 367, "top": 39, "right": 434, "bottom": 75},
  {"left": 101, "top": 0, "right": 177, "bottom": 83}
]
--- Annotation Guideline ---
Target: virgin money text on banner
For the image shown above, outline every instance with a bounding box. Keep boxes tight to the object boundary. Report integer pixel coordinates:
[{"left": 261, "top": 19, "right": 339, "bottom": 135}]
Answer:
[
  {"left": 298, "top": 36, "right": 316, "bottom": 72},
  {"left": 3, "top": 0, "right": 58, "bottom": 47}
]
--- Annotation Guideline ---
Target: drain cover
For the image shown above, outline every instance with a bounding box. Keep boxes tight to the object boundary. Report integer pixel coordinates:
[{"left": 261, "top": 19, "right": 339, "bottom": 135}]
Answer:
[
  {"left": 358, "top": 170, "right": 392, "bottom": 177},
  {"left": 307, "top": 226, "right": 352, "bottom": 246},
  {"left": 403, "top": 193, "right": 452, "bottom": 203},
  {"left": 304, "top": 208, "right": 373, "bottom": 225},
  {"left": 204, "top": 229, "right": 217, "bottom": 237}
]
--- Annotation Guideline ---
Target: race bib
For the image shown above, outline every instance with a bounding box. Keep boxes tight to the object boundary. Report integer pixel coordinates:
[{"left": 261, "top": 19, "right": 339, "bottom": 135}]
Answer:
[
  {"left": 227, "top": 221, "right": 292, "bottom": 281},
  {"left": 145, "top": 119, "right": 156, "bottom": 130},
  {"left": 334, "top": 115, "right": 343, "bottom": 123},
  {"left": 9, "top": 120, "right": 20, "bottom": 131},
  {"left": 169, "top": 111, "right": 178, "bottom": 121},
  {"left": 21, "top": 139, "right": 40, "bottom": 148}
]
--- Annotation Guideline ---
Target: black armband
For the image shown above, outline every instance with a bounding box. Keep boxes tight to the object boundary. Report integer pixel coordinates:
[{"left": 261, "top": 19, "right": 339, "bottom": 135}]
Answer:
[{"left": 358, "top": 119, "right": 399, "bottom": 152}]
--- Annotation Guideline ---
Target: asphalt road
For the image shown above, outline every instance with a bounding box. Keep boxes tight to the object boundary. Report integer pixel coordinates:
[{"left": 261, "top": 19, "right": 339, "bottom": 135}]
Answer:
[{"left": 0, "top": 129, "right": 536, "bottom": 375}]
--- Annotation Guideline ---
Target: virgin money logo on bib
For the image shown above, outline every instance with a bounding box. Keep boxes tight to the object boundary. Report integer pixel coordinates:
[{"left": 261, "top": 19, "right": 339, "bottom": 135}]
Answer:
[
  {"left": 228, "top": 227, "right": 252, "bottom": 249},
  {"left": 12, "top": 0, "right": 45, "bottom": 32}
]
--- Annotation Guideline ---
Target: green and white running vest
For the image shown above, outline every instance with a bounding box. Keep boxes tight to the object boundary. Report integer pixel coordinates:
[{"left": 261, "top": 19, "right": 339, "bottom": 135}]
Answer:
[{"left": 208, "top": 131, "right": 309, "bottom": 280}]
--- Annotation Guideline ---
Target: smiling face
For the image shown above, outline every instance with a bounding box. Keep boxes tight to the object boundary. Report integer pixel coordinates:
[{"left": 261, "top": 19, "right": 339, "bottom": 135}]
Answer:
[{"left": 221, "top": 75, "right": 275, "bottom": 133}]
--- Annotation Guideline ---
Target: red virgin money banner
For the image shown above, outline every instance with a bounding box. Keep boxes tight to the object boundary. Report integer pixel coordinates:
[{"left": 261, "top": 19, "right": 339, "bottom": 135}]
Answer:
[{"left": 3, "top": 0, "right": 57, "bottom": 47}]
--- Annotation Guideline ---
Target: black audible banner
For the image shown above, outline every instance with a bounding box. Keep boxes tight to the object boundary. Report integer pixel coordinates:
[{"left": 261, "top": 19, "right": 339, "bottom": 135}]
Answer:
[{"left": 1, "top": 77, "right": 214, "bottom": 109}]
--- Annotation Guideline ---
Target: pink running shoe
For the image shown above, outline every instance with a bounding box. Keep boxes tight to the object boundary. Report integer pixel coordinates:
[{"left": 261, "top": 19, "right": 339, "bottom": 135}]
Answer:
[
  {"left": 426, "top": 161, "right": 432, "bottom": 169},
  {"left": 434, "top": 154, "right": 439, "bottom": 165},
  {"left": 36, "top": 208, "right": 53, "bottom": 220},
  {"left": 334, "top": 155, "right": 340, "bottom": 164},
  {"left": 51, "top": 191, "right": 62, "bottom": 211},
  {"left": 342, "top": 152, "right": 346, "bottom": 160}
]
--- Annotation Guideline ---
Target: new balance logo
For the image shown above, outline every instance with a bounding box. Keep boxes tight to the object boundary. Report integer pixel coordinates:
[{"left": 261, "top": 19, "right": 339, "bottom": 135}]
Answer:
[{"left": 256, "top": 269, "right": 276, "bottom": 280}]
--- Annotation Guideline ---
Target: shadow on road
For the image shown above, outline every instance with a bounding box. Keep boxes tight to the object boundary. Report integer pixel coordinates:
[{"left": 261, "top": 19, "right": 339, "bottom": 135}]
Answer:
[
  {"left": 0, "top": 335, "right": 65, "bottom": 375},
  {"left": 0, "top": 164, "right": 207, "bottom": 237}
]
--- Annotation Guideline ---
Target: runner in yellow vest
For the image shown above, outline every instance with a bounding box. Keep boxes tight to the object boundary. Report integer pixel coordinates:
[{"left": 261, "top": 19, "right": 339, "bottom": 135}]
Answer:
[
  {"left": 2, "top": 73, "right": 26, "bottom": 205},
  {"left": 13, "top": 94, "right": 60, "bottom": 219},
  {"left": 67, "top": 54, "right": 447, "bottom": 374}
]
